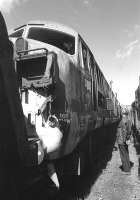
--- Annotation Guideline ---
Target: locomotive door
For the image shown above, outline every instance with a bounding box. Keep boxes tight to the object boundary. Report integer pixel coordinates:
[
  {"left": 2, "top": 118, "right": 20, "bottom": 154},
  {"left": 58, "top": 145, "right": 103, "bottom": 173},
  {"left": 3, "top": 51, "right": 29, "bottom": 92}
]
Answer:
[
  {"left": 89, "top": 52, "right": 98, "bottom": 111},
  {"left": 78, "top": 38, "right": 92, "bottom": 134},
  {"left": 80, "top": 40, "right": 92, "bottom": 113}
]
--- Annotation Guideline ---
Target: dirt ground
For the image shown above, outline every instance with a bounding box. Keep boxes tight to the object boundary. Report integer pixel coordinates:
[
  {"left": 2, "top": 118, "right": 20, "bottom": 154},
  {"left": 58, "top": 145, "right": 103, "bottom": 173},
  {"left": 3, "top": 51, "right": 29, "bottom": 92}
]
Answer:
[{"left": 85, "top": 141, "right": 140, "bottom": 200}]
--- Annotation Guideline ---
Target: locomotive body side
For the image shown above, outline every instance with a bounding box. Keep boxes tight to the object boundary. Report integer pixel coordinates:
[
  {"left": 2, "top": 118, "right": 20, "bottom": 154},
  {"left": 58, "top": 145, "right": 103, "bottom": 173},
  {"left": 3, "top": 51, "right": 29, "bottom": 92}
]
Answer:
[
  {"left": 8, "top": 23, "right": 121, "bottom": 189},
  {"left": 9, "top": 22, "right": 121, "bottom": 161}
]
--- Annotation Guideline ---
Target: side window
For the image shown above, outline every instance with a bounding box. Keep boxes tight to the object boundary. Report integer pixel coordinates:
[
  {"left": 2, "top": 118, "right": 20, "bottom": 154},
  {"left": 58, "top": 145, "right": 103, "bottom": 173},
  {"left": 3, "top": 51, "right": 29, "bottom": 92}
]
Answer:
[
  {"left": 91, "top": 65, "right": 98, "bottom": 111},
  {"left": 79, "top": 39, "right": 92, "bottom": 112},
  {"left": 9, "top": 29, "right": 24, "bottom": 38},
  {"left": 81, "top": 42, "right": 88, "bottom": 72},
  {"left": 84, "top": 78, "right": 92, "bottom": 112},
  {"left": 88, "top": 51, "right": 93, "bottom": 74},
  {"left": 96, "top": 67, "right": 100, "bottom": 84},
  {"left": 98, "top": 91, "right": 106, "bottom": 108}
]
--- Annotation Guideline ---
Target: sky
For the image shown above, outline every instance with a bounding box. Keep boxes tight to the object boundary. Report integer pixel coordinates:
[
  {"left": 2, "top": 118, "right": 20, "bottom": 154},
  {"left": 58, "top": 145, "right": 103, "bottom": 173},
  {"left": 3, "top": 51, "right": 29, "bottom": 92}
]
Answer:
[{"left": 1, "top": 0, "right": 140, "bottom": 105}]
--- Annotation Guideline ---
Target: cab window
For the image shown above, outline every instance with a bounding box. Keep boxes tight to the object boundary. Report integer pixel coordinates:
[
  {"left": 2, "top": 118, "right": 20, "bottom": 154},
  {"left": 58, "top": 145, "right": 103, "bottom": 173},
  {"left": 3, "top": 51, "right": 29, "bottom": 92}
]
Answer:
[
  {"left": 27, "top": 27, "right": 75, "bottom": 55},
  {"left": 9, "top": 29, "right": 24, "bottom": 38}
]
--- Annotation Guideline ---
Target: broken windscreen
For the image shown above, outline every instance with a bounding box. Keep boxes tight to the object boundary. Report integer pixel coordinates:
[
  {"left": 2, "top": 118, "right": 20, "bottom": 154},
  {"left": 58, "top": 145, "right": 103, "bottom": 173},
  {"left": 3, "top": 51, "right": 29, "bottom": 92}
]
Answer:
[
  {"left": 27, "top": 27, "right": 75, "bottom": 55},
  {"left": 17, "top": 56, "right": 47, "bottom": 80}
]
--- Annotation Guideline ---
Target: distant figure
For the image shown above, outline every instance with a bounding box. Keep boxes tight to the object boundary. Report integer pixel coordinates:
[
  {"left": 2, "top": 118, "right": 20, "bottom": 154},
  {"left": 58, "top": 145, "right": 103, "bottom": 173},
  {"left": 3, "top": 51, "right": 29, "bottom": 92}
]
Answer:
[
  {"left": 116, "top": 115, "right": 131, "bottom": 172},
  {"left": 125, "top": 115, "right": 132, "bottom": 141},
  {"left": 131, "top": 123, "right": 138, "bottom": 145}
]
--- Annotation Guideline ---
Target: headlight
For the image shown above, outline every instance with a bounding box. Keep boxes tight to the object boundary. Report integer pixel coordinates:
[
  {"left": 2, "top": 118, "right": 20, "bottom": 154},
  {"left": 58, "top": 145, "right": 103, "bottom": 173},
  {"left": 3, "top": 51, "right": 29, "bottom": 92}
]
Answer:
[
  {"left": 37, "top": 139, "right": 44, "bottom": 165},
  {"left": 15, "top": 37, "right": 28, "bottom": 53},
  {"left": 47, "top": 115, "right": 59, "bottom": 128}
]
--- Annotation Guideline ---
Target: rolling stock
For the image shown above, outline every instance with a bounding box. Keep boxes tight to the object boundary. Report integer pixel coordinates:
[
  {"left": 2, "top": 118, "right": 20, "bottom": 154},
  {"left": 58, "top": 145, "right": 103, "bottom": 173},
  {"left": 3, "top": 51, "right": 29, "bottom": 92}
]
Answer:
[{"left": 9, "top": 21, "right": 121, "bottom": 188}]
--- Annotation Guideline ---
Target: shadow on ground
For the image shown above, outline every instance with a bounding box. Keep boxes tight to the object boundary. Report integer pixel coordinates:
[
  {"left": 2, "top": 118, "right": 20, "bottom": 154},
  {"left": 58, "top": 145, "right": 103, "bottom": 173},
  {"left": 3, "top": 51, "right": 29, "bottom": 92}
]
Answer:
[
  {"left": 21, "top": 122, "right": 119, "bottom": 200},
  {"left": 56, "top": 122, "right": 119, "bottom": 200}
]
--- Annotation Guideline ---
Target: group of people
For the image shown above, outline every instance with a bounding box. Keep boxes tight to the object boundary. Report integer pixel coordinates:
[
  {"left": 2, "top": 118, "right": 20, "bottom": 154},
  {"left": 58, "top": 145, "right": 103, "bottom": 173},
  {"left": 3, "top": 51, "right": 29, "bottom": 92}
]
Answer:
[{"left": 116, "top": 113, "right": 134, "bottom": 173}]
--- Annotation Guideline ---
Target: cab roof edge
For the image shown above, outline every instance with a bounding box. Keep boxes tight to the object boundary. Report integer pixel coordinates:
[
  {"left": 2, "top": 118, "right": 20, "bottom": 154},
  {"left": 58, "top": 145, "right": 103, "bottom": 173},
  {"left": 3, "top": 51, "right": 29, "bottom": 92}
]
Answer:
[
  {"left": 14, "top": 23, "right": 45, "bottom": 31},
  {"left": 14, "top": 24, "right": 26, "bottom": 31}
]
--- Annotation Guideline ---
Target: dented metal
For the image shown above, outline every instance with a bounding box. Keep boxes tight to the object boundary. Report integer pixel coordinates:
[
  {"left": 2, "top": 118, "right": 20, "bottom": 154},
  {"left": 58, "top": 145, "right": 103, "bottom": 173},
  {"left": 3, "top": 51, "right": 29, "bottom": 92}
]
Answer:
[{"left": 9, "top": 22, "right": 121, "bottom": 162}]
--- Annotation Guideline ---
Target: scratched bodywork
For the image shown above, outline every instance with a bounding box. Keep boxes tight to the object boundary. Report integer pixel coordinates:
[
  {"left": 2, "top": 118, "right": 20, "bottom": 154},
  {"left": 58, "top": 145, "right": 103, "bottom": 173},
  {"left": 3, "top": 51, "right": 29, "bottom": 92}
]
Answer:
[{"left": 9, "top": 22, "right": 121, "bottom": 162}]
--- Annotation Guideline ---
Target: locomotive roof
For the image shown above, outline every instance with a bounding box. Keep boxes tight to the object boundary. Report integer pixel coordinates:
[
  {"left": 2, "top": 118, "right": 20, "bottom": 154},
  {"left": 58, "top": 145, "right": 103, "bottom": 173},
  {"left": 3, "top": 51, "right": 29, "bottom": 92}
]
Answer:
[{"left": 13, "top": 21, "right": 78, "bottom": 37}]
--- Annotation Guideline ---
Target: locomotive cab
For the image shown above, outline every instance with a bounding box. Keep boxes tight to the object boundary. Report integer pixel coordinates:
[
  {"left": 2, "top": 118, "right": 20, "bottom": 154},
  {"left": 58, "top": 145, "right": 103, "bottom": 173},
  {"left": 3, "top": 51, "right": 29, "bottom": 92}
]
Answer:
[
  {"left": 9, "top": 21, "right": 121, "bottom": 190},
  {"left": 15, "top": 40, "right": 63, "bottom": 158}
]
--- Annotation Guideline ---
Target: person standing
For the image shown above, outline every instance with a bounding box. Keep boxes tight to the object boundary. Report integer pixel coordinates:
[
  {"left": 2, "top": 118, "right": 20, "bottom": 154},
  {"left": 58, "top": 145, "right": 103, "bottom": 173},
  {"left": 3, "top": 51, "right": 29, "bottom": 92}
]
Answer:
[
  {"left": 125, "top": 113, "right": 132, "bottom": 141},
  {"left": 116, "top": 115, "right": 131, "bottom": 172}
]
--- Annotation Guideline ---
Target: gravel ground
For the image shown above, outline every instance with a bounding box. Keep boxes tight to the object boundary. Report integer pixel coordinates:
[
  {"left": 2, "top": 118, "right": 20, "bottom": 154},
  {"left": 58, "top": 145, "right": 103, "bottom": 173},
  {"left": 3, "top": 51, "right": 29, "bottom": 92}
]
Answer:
[
  {"left": 85, "top": 142, "right": 140, "bottom": 200},
  {"left": 21, "top": 125, "right": 140, "bottom": 200}
]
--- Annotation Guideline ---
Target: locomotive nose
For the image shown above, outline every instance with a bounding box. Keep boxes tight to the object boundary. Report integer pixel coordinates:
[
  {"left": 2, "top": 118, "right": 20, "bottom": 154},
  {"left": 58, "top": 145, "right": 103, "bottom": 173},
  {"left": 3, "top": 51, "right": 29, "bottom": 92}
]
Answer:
[{"left": 36, "top": 114, "right": 63, "bottom": 154}]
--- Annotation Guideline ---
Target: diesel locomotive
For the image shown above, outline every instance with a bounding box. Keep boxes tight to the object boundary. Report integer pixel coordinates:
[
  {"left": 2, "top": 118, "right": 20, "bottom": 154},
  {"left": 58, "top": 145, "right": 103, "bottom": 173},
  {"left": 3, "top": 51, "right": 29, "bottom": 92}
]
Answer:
[{"left": 9, "top": 21, "right": 121, "bottom": 188}]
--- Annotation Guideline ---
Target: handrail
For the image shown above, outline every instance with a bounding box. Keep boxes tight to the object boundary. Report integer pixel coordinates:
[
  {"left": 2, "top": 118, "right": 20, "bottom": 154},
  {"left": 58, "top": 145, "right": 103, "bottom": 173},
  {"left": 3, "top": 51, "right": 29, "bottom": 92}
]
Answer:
[{"left": 17, "top": 48, "right": 48, "bottom": 57}]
